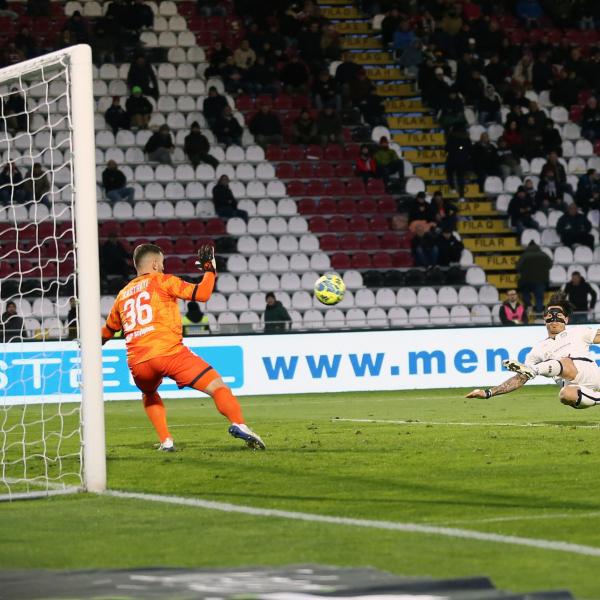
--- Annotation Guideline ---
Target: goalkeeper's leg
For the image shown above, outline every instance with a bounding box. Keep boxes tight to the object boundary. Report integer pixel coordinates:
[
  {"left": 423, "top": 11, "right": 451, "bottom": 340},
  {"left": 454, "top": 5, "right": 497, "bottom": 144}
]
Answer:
[{"left": 143, "top": 392, "right": 173, "bottom": 447}]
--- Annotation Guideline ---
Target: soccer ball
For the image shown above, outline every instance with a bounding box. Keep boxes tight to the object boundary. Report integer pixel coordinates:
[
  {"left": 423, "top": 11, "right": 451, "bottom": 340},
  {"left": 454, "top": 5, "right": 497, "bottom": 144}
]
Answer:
[{"left": 314, "top": 272, "right": 346, "bottom": 305}]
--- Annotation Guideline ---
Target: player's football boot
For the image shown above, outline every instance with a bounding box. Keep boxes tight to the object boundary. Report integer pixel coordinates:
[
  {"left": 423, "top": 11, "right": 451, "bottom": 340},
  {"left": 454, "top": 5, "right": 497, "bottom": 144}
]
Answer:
[
  {"left": 502, "top": 359, "right": 537, "bottom": 380},
  {"left": 228, "top": 424, "right": 266, "bottom": 450},
  {"left": 157, "top": 437, "right": 175, "bottom": 452}
]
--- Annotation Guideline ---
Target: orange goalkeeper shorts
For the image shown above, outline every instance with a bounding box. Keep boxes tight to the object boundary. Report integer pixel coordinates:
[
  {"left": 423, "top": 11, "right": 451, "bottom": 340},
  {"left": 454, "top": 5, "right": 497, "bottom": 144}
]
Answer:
[{"left": 130, "top": 345, "right": 219, "bottom": 394}]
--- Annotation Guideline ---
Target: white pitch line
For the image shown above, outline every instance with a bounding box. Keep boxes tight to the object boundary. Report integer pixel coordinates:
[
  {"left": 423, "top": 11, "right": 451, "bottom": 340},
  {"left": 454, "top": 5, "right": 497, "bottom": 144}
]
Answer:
[
  {"left": 105, "top": 490, "right": 600, "bottom": 558},
  {"left": 435, "top": 511, "right": 600, "bottom": 526},
  {"left": 334, "top": 418, "right": 600, "bottom": 429}
]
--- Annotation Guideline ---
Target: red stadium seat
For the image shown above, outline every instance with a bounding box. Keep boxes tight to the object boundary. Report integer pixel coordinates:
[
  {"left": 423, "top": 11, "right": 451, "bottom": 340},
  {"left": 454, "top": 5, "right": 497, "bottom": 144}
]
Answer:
[
  {"left": 100, "top": 222, "right": 120, "bottom": 237},
  {"left": 285, "top": 145, "right": 305, "bottom": 161},
  {"left": 357, "top": 198, "right": 377, "bottom": 213},
  {"left": 266, "top": 145, "right": 285, "bottom": 161},
  {"left": 273, "top": 94, "right": 293, "bottom": 110},
  {"left": 319, "top": 234, "right": 339, "bottom": 251},
  {"left": 344, "top": 144, "right": 361, "bottom": 160},
  {"left": 377, "top": 196, "right": 397, "bottom": 213},
  {"left": 334, "top": 163, "right": 355, "bottom": 178},
  {"left": 306, "top": 144, "right": 323, "bottom": 160},
  {"left": 309, "top": 216, "right": 328, "bottom": 233},
  {"left": 317, "top": 198, "right": 337, "bottom": 213},
  {"left": 380, "top": 232, "right": 402, "bottom": 249},
  {"left": 292, "top": 95, "right": 311, "bottom": 109},
  {"left": 326, "top": 180, "right": 345, "bottom": 196},
  {"left": 339, "top": 234, "right": 360, "bottom": 250},
  {"left": 295, "top": 162, "right": 314, "bottom": 178},
  {"left": 185, "top": 220, "right": 205, "bottom": 236},
  {"left": 143, "top": 220, "right": 163, "bottom": 236},
  {"left": 205, "top": 219, "right": 226, "bottom": 235},
  {"left": 330, "top": 252, "right": 351, "bottom": 270},
  {"left": 370, "top": 215, "right": 389, "bottom": 231},
  {"left": 165, "top": 220, "right": 185, "bottom": 236},
  {"left": 121, "top": 221, "right": 143, "bottom": 236},
  {"left": 328, "top": 215, "right": 349, "bottom": 232},
  {"left": 155, "top": 238, "right": 174, "bottom": 253},
  {"left": 570, "top": 105, "right": 583, "bottom": 123},
  {"left": 174, "top": 238, "right": 195, "bottom": 254},
  {"left": 306, "top": 181, "right": 326, "bottom": 196},
  {"left": 314, "top": 162, "right": 334, "bottom": 178},
  {"left": 371, "top": 252, "right": 392, "bottom": 268},
  {"left": 346, "top": 179, "right": 365, "bottom": 196},
  {"left": 351, "top": 252, "right": 371, "bottom": 269},
  {"left": 298, "top": 198, "right": 317, "bottom": 214},
  {"left": 235, "top": 95, "right": 254, "bottom": 112},
  {"left": 594, "top": 140, "right": 600, "bottom": 156},
  {"left": 167, "top": 257, "right": 185, "bottom": 274},
  {"left": 286, "top": 180, "right": 306, "bottom": 196},
  {"left": 324, "top": 144, "right": 343, "bottom": 161},
  {"left": 276, "top": 163, "right": 295, "bottom": 179},
  {"left": 366, "top": 179, "right": 386, "bottom": 194},
  {"left": 348, "top": 215, "right": 369, "bottom": 232},
  {"left": 360, "top": 234, "right": 381, "bottom": 250},
  {"left": 391, "top": 251, "right": 414, "bottom": 267},
  {"left": 337, "top": 198, "right": 358, "bottom": 214}
]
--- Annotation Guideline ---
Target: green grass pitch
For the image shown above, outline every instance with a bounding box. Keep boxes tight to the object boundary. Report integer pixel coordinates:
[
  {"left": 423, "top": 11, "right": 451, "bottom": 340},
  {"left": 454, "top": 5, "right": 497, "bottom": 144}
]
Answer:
[{"left": 2, "top": 387, "right": 600, "bottom": 598}]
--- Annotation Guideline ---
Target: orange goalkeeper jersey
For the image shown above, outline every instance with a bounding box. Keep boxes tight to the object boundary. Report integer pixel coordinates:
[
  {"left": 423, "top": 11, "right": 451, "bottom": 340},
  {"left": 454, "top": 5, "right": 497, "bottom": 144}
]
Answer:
[{"left": 102, "top": 272, "right": 215, "bottom": 365}]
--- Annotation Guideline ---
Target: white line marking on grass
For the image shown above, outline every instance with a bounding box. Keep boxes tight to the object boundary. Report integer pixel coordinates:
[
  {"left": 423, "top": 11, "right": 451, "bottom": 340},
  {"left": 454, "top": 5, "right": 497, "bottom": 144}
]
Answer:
[
  {"left": 334, "top": 418, "right": 600, "bottom": 429},
  {"left": 435, "top": 511, "right": 600, "bottom": 526},
  {"left": 105, "top": 490, "right": 600, "bottom": 558}
]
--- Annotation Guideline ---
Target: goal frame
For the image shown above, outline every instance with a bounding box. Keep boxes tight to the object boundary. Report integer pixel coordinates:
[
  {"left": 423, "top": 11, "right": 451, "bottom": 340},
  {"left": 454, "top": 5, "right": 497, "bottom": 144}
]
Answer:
[{"left": 0, "top": 44, "right": 106, "bottom": 494}]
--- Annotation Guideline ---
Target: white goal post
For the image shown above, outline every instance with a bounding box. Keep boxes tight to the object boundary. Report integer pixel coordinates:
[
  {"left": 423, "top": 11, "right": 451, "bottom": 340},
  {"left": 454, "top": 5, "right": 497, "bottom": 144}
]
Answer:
[{"left": 0, "top": 45, "right": 105, "bottom": 498}]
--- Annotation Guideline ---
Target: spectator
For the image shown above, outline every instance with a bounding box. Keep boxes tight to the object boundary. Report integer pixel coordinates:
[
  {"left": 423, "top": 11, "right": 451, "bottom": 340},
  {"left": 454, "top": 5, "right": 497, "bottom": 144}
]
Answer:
[
  {"left": 431, "top": 191, "right": 458, "bottom": 231},
  {"left": 316, "top": 105, "right": 344, "bottom": 145},
  {"left": 184, "top": 122, "right": 218, "bottom": 169},
  {"left": 581, "top": 96, "right": 600, "bottom": 142},
  {"left": 64, "top": 10, "right": 89, "bottom": 44},
  {"left": 1, "top": 87, "right": 26, "bottom": 134},
  {"left": 102, "top": 160, "right": 135, "bottom": 203},
  {"left": 104, "top": 96, "right": 130, "bottom": 134},
  {"left": 203, "top": 86, "right": 228, "bottom": 129},
  {"left": 373, "top": 136, "right": 404, "bottom": 190},
  {"left": 398, "top": 39, "right": 424, "bottom": 79},
  {"left": 445, "top": 126, "right": 472, "bottom": 198},
  {"left": 313, "top": 70, "right": 341, "bottom": 110},
  {"left": 392, "top": 20, "right": 416, "bottom": 59},
  {"left": 212, "top": 175, "right": 248, "bottom": 220},
  {"left": 218, "top": 56, "right": 246, "bottom": 95},
  {"left": 298, "top": 21, "right": 323, "bottom": 68},
  {"left": 541, "top": 119, "right": 563, "bottom": 156},
  {"left": 532, "top": 53, "right": 553, "bottom": 93},
  {"left": 576, "top": 169, "right": 600, "bottom": 213},
  {"left": 67, "top": 297, "right": 77, "bottom": 340},
  {"left": 14, "top": 26, "right": 36, "bottom": 58},
  {"left": 1, "top": 300, "right": 25, "bottom": 343},
  {"left": 512, "top": 54, "right": 534, "bottom": 88},
  {"left": 556, "top": 203, "right": 594, "bottom": 249},
  {"left": 0, "top": 163, "right": 26, "bottom": 204},
  {"left": 563, "top": 271, "right": 597, "bottom": 324},
  {"left": 321, "top": 23, "right": 341, "bottom": 61},
  {"left": 499, "top": 289, "right": 528, "bottom": 325},
  {"left": 245, "top": 55, "right": 279, "bottom": 97},
  {"left": 100, "top": 233, "right": 131, "bottom": 280},
  {"left": 521, "top": 114, "right": 544, "bottom": 160},
  {"left": 543, "top": 151, "right": 568, "bottom": 192},
  {"left": 26, "top": 0, "right": 50, "bottom": 17},
  {"left": 124, "top": 0, "right": 154, "bottom": 30},
  {"left": 125, "top": 86, "right": 152, "bottom": 129},
  {"left": 233, "top": 39, "right": 256, "bottom": 71},
  {"left": 127, "top": 55, "right": 158, "bottom": 100},
  {"left": 144, "top": 125, "right": 174, "bottom": 165},
  {"left": 516, "top": 0, "right": 544, "bottom": 29},
  {"left": 335, "top": 52, "right": 362, "bottom": 99},
  {"left": 249, "top": 105, "right": 283, "bottom": 148},
  {"left": 411, "top": 222, "right": 439, "bottom": 267},
  {"left": 508, "top": 186, "right": 539, "bottom": 233},
  {"left": 408, "top": 191, "right": 435, "bottom": 224},
  {"left": 182, "top": 301, "right": 210, "bottom": 335},
  {"left": 24, "top": 163, "right": 50, "bottom": 205},
  {"left": 355, "top": 144, "right": 378, "bottom": 184},
  {"left": 381, "top": 6, "right": 401, "bottom": 49},
  {"left": 536, "top": 168, "right": 564, "bottom": 212},
  {"left": 437, "top": 226, "right": 464, "bottom": 266},
  {"left": 264, "top": 292, "right": 292, "bottom": 333},
  {"left": 516, "top": 240, "right": 552, "bottom": 315},
  {"left": 205, "top": 41, "right": 232, "bottom": 78},
  {"left": 280, "top": 55, "right": 309, "bottom": 95},
  {"left": 438, "top": 87, "right": 467, "bottom": 132},
  {"left": 501, "top": 120, "right": 523, "bottom": 156},
  {"left": 197, "top": 0, "right": 227, "bottom": 17},
  {"left": 292, "top": 109, "right": 318, "bottom": 145},
  {"left": 472, "top": 132, "right": 500, "bottom": 190},
  {"left": 212, "top": 106, "right": 243, "bottom": 147},
  {"left": 478, "top": 85, "right": 502, "bottom": 124}
]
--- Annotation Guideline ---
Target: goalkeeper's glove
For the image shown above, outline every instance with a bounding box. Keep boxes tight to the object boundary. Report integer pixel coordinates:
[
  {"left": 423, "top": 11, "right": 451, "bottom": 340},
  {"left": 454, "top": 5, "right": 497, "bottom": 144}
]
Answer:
[{"left": 195, "top": 244, "right": 216, "bottom": 273}]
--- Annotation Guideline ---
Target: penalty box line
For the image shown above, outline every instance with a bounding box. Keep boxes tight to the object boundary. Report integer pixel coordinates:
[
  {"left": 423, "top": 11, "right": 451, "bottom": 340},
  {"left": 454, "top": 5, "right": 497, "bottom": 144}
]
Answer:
[
  {"left": 333, "top": 418, "right": 600, "bottom": 429},
  {"left": 105, "top": 490, "right": 600, "bottom": 559}
]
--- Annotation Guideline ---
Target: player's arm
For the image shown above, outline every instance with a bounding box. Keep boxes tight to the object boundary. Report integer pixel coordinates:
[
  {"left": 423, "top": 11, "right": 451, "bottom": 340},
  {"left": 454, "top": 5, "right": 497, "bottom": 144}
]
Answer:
[
  {"left": 163, "top": 245, "right": 217, "bottom": 302},
  {"left": 101, "top": 300, "right": 122, "bottom": 345},
  {"left": 465, "top": 373, "right": 529, "bottom": 398}
]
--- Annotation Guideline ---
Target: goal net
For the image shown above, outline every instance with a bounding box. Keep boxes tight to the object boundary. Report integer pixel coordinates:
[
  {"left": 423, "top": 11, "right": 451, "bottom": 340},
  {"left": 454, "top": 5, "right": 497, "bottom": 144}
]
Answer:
[{"left": 0, "top": 45, "right": 105, "bottom": 500}]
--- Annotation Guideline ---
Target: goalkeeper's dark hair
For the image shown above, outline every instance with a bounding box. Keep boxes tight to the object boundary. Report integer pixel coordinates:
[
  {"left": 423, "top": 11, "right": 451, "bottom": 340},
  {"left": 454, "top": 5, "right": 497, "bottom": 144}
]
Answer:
[
  {"left": 133, "top": 243, "right": 163, "bottom": 268},
  {"left": 546, "top": 291, "right": 574, "bottom": 317}
]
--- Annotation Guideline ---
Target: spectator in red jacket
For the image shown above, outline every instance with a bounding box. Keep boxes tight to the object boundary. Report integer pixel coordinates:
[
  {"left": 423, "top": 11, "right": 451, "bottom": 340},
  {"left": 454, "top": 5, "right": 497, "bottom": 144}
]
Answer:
[{"left": 355, "top": 144, "right": 378, "bottom": 183}]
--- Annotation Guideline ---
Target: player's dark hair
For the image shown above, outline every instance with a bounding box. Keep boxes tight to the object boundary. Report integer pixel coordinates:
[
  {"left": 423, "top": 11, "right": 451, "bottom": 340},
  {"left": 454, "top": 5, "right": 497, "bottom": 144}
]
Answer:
[
  {"left": 546, "top": 292, "right": 574, "bottom": 317},
  {"left": 133, "top": 243, "right": 163, "bottom": 268}
]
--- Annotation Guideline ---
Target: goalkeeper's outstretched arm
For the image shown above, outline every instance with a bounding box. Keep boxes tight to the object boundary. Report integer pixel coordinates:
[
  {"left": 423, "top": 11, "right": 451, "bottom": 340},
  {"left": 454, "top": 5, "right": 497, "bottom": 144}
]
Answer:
[{"left": 465, "top": 373, "right": 529, "bottom": 399}]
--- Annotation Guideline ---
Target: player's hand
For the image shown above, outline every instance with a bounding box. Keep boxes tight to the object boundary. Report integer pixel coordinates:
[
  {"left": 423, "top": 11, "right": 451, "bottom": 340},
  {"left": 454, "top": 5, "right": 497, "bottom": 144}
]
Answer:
[
  {"left": 465, "top": 389, "right": 488, "bottom": 398},
  {"left": 195, "top": 244, "right": 216, "bottom": 273}
]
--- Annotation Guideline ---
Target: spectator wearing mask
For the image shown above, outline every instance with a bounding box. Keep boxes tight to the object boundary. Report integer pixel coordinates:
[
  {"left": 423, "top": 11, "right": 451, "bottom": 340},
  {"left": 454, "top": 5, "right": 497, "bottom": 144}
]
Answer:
[
  {"left": 213, "top": 106, "right": 243, "bottom": 147},
  {"left": 203, "top": 86, "right": 228, "bottom": 129},
  {"left": 102, "top": 160, "right": 135, "bottom": 203},
  {"left": 212, "top": 175, "right": 248, "bottom": 220},
  {"left": 125, "top": 86, "right": 152, "bottom": 129},
  {"left": 355, "top": 144, "right": 378, "bottom": 184},
  {"left": 264, "top": 292, "right": 292, "bottom": 333},
  {"left": 184, "top": 122, "right": 218, "bottom": 168},
  {"left": 292, "top": 109, "right": 318, "bottom": 145},
  {"left": 104, "top": 96, "right": 130, "bottom": 134},
  {"left": 436, "top": 226, "right": 464, "bottom": 266},
  {"left": 1, "top": 301, "right": 25, "bottom": 342},
  {"left": 127, "top": 55, "right": 158, "bottom": 100},
  {"left": 373, "top": 137, "right": 404, "bottom": 190},
  {"left": 249, "top": 105, "right": 283, "bottom": 148},
  {"left": 516, "top": 240, "right": 552, "bottom": 315},
  {"left": 144, "top": 125, "right": 174, "bottom": 165},
  {"left": 499, "top": 289, "right": 528, "bottom": 325},
  {"left": 508, "top": 186, "right": 539, "bottom": 233},
  {"left": 563, "top": 271, "right": 597, "bottom": 324},
  {"left": 556, "top": 203, "right": 595, "bottom": 249}
]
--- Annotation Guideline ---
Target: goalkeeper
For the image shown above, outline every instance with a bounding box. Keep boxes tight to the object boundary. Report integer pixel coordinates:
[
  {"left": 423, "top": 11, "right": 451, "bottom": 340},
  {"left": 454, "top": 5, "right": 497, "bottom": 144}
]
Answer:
[{"left": 101, "top": 243, "right": 265, "bottom": 451}]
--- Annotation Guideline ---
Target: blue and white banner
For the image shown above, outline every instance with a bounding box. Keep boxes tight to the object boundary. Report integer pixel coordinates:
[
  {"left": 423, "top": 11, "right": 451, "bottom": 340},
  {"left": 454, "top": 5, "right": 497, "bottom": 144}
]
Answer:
[{"left": 2, "top": 325, "right": 600, "bottom": 404}]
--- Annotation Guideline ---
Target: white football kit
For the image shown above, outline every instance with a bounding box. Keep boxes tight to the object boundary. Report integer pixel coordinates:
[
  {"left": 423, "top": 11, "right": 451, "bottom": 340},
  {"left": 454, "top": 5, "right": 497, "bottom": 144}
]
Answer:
[{"left": 525, "top": 326, "right": 600, "bottom": 388}]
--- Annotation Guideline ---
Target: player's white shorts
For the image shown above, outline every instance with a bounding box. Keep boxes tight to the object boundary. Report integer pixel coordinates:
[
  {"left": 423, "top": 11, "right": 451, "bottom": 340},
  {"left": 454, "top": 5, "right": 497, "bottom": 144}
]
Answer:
[{"left": 568, "top": 357, "right": 600, "bottom": 389}]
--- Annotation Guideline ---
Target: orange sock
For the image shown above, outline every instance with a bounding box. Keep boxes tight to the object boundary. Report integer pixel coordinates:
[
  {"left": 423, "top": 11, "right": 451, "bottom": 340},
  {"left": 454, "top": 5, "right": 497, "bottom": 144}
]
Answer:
[
  {"left": 143, "top": 392, "right": 171, "bottom": 442},
  {"left": 212, "top": 386, "right": 244, "bottom": 424}
]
